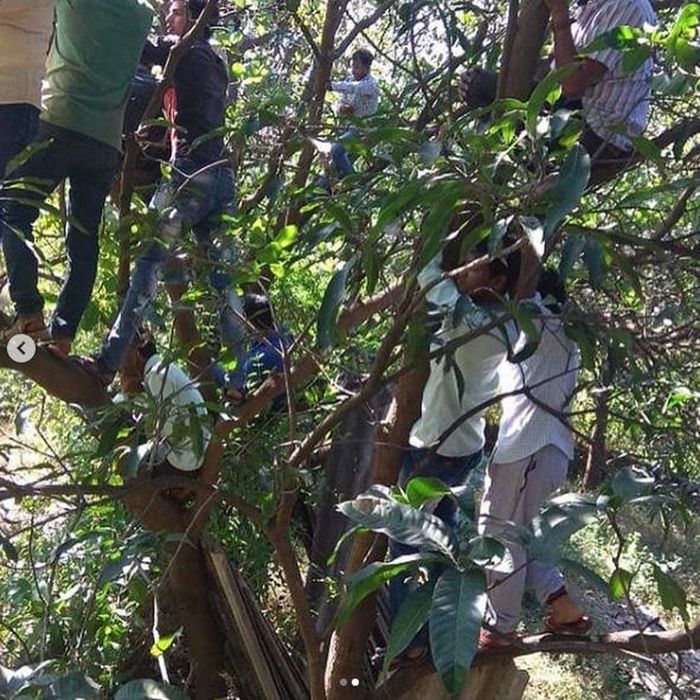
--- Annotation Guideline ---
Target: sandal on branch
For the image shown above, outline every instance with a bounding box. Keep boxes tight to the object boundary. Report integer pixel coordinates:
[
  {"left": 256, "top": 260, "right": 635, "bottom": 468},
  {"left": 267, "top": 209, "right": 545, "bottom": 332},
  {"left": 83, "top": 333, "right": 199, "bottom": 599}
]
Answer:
[
  {"left": 478, "top": 628, "right": 522, "bottom": 652},
  {"left": 543, "top": 614, "right": 592, "bottom": 635}
]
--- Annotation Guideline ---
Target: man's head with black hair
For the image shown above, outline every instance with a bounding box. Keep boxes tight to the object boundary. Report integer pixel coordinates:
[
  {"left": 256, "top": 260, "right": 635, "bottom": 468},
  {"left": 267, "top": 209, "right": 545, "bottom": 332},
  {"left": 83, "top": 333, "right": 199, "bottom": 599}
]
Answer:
[
  {"left": 165, "top": 0, "right": 219, "bottom": 38},
  {"left": 243, "top": 292, "right": 275, "bottom": 332},
  {"left": 452, "top": 234, "right": 522, "bottom": 302},
  {"left": 351, "top": 49, "right": 374, "bottom": 80},
  {"left": 537, "top": 267, "right": 567, "bottom": 312}
]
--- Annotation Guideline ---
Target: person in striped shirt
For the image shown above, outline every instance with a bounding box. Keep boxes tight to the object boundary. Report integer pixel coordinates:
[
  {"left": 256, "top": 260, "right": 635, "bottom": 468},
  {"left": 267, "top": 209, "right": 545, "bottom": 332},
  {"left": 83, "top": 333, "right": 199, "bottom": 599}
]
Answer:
[
  {"left": 544, "top": 0, "right": 658, "bottom": 159},
  {"left": 459, "top": 0, "right": 657, "bottom": 162}
]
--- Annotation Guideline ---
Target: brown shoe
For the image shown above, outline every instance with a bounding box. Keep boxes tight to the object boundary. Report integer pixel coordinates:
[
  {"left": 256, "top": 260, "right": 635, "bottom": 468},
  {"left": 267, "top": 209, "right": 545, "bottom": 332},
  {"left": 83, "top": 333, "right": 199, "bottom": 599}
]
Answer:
[{"left": 0, "top": 313, "right": 49, "bottom": 344}]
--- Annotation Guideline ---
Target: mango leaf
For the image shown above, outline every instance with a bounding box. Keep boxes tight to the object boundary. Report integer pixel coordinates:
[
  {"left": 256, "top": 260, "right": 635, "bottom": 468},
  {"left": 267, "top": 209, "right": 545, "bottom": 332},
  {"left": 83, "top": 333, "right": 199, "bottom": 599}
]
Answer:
[
  {"left": 609, "top": 568, "right": 634, "bottom": 600},
  {"left": 337, "top": 493, "right": 459, "bottom": 558},
  {"left": 466, "top": 535, "right": 506, "bottom": 567},
  {"left": 652, "top": 564, "right": 689, "bottom": 623},
  {"left": 429, "top": 569, "right": 486, "bottom": 695},
  {"left": 561, "top": 557, "right": 611, "bottom": 596},
  {"left": 529, "top": 494, "right": 599, "bottom": 565},
  {"left": 526, "top": 66, "right": 574, "bottom": 137},
  {"left": 544, "top": 145, "right": 591, "bottom": 239},
  {"left": 316, "top": 257, "right": 355, "bottom": 353},
  {"left": 336, "top": 553, "right": 433, "bottom": 627},
  {"left": 0, "top": 534, "right": 19, "bottom": 562},
  {"left": 420, "top": 181, "right": 464, "bottom": 266},
  {"left": 46, "top": 672, "right": 100, "bottom": 699},
  {"left": 559, "top": 232, "right": 587, "bottom": 279},
  {"left": 383, "top": 579, "right": 436, "bottom": 673},
  {"left": 583, "top": 237, "right": 605, "bottom": 288},
  {"left": 611, "top": 467, "right": 655, "bottom": 502},
  {"left": 405, "top": 477, "right": 452, "bottom": 509},
  {"left": 114, "top": 679, "right": 189, "bottom": 700},
  {"left": 150, "top": 629, "right": 181, "bottom": 658},
  {"left": 519, "top": 216, "right": 545, "bottom": 257}
]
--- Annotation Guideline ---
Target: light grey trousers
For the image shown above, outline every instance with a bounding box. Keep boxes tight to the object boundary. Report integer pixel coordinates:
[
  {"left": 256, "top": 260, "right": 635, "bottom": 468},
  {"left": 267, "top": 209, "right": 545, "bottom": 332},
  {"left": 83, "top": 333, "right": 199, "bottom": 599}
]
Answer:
[{"left": 479, "top": 444, "right": 568, "bottom": 633}]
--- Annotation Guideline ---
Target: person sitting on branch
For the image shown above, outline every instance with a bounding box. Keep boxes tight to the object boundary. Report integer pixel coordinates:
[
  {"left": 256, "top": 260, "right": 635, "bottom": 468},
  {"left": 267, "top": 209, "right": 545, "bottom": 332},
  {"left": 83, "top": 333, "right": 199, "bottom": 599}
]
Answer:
[
  {"left": 478, "top": 268, "right": 590, "bottom": 650},
  {"left": 77, "top": 0, "right": 247, "bottom": 391},
  {"left": 326, "top": 48, "right": 379, "bottom": 178},
  {"left": 388, "top": 235, "right": 522, "bottom": 666},
  {"left": 460, "top": 0, "right": 658, "bottom": 162}
]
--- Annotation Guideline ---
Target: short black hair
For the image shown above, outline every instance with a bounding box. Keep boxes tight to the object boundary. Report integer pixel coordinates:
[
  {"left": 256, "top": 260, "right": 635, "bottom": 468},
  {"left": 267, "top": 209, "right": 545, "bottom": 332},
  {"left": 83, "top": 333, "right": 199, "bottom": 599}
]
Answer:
[
  {"left": 537, "top": 267, "right": 567, "bottom": 310},
  {"left": 352, "top": 49, "right": 374, "bottom": 68},
  {"left": 474, "top": 234, "right": 522, "bottom": 296},
  {"left": 243, "top": 293, "right": 274, "bottom": 331},
  {"left": 187, "top": 0, "right": 220, "bottom": 32}
]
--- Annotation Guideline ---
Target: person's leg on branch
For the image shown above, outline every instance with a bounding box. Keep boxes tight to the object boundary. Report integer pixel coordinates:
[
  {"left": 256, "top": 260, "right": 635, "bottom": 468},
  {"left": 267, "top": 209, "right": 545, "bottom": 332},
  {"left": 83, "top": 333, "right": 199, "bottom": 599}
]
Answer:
[
  {"left": 0, "top": 104, "right": 40, "bottom": 180},
  {"left": 51, "top": 134, "right": 118, "bottom": 353},
  {"left": 0, "top": 123, "right": 68, "bottom": 343},
  {"left": 330, "top": 129, "right": 358, "bottom": 178}
]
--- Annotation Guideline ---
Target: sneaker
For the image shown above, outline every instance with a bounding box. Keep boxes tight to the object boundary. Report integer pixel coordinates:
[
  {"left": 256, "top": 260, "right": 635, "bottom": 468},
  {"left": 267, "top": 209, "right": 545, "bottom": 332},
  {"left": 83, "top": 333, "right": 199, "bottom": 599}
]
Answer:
[
  {"left": 70, "top": 355, "right": 115, "bottom": 389},
  {"left": 0, "top": 313, "right": 49, "bottom": 344}
]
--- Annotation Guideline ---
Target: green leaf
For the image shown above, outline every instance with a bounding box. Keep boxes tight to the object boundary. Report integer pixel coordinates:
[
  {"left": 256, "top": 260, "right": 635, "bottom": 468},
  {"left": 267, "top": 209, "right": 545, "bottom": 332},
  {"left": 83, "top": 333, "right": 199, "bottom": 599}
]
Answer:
[
  {"left": 273, "top": 224, "right": 298, "bottom": 249},
  {"left": 336, "top": 554, "right": 431, "bottom": 626},
  {"left": 0, "top": 534, "right": 19, "bottom": 562},
  {"left": 467, "top": 536, "right": 506, "bottom": 567},
  {"left": 559, "top": 233, "right": 587, "bottom": 279},
  {"left": 583, "top": 237, "right": 605, "bottom": 288},
  {"left": 544, "top": 145, "right": 591, "bottom": 239},
  {"left": 405, "top": 477, "right": 452, "bottom": 509},
  {"left": 561, "top": 557, "right": 611, "bottom": 596},
  {"left": 337, "top": 493, "right": 459, "bottom": 558},
  {"left": 652, "top": 564, "right": 689, "bottom": 623},
  {"left": 150, "top": 629, "right": 181, "bottom": 657},
  {"left": 609, "top": 568, "right": 634, "bottom": 600},
  {"left": 47, "top": 672, "right": 100, "bottom": 699},
  {"left": 114, "top": 679, "right": 189, "bottom": 700},
  {"left": 420, "top": 181, "right": 464, "bottom": 266},
  {"left": 526, "top": 66, "right": 574, "bottom": 137},
  {"left": 610, "top": 467, "right": 655, "bottom": 502},
  {"left": 530, "top": 494, "right": 599, "bottom": 565},
  {"left": 316, "top": 258, "right": 355, "bottom": 353},
  {"left": 519, "top": 216, "right": 545, "bottom": 257},
  {"left": 383, "top": 579, "right": 436, "bottom": 673},
  {"left": 429, "top": 569, "right": 487, "bottom": 695}
]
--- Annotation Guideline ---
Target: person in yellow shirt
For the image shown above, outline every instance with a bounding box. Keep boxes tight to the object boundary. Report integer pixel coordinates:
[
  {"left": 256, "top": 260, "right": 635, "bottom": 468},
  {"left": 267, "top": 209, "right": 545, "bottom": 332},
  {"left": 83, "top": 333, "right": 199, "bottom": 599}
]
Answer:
[{"left": 0, "top": 0, "right": 54, "bottom": 178}]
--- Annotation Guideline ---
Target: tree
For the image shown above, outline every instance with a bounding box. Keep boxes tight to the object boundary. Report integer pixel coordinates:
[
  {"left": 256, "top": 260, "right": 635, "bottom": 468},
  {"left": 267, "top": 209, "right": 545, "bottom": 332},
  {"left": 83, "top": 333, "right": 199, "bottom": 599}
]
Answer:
[{"left": 0, "top": 0, "right": 698, "bottom": 698}]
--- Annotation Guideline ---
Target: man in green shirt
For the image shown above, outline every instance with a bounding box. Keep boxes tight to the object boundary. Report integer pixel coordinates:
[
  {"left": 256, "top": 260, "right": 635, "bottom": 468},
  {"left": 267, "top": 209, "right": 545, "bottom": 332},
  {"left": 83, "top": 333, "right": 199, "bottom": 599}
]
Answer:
[{"left": 1, "top": 0, "right": 153, "bottom": 354}]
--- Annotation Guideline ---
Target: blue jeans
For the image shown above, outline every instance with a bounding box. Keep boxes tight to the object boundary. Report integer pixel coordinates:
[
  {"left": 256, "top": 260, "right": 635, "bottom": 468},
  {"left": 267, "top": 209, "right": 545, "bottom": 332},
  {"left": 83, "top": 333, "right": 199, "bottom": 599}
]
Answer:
[
  {"left": 0, "top": 121, "right": 118, "bottom": 340},
  {"left": 0, "top": 104, "right": 39, "bottom": 180},
  {"left": 388, "top": 447, "right": 482, "bottom": 652},
  {"left": 330, "top": 129, "right": 358, "bottom": 178},
  {"left": 101, "top": 157, "right": 245, "bottom": 374}
]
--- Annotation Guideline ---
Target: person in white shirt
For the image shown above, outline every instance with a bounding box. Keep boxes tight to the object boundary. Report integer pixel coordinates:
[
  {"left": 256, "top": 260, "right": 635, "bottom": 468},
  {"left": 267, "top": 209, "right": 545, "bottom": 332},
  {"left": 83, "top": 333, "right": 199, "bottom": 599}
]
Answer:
[
  {"left": 479, "top": 269, "right": 589, "bottom": 649},
  {"left": 389, "top": 237, "right": 522, "bottom": 665},
  {"left": 0, "top": 0, "right": 53, "bottom": 178},
  {"left": 139, "top": 340, "right": 212, "bottom": 473},
  {"left": 327, "top": 48, "right": 379, "bottom": 177}
]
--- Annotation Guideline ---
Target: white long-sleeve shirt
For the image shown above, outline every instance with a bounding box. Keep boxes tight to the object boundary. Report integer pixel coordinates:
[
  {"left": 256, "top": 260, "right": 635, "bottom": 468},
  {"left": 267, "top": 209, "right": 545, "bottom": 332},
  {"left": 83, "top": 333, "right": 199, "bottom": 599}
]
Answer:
[
  {"left": 0, "top": 0, "right": 54, "bottom": 108},
  {"left": 492, "top": 300, "right": 580, "bottom": 464},
  {"left": 330, "top": 74, "right": 379, "bottom": 118},
  {"left": 144, "top": 355, "right": 212, "bottom": 472},
  {"left": 409, "top": 256, "right": 517, "bottom": 458}
]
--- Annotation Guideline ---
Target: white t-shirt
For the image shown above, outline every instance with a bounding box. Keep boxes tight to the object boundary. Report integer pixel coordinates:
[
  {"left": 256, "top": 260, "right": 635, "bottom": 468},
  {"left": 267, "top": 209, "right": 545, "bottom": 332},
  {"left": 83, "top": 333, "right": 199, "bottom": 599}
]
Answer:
[
  {"left": 144, "top": 355, "right": 212, "bottom": 472},
  {"left": 409, "top": 256, "right": 517, "bottom": 458},
  {"left": 573, "top": 0, "right": 657, "bottom": 149},
  {"left": 492, "top": 301, "right": 580, "bottom": 464},
  {"left": 330, "top": 74, "right": 379, "bottom": 118}
]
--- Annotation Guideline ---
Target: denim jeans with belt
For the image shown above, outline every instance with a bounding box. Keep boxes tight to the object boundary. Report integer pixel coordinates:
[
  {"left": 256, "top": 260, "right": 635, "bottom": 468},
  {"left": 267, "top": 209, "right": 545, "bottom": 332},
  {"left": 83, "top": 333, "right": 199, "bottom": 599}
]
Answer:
[
  {"left": 100, "top": 157, "right": 244, "bottom": 375},
  {"left": 0, "top": 121, "right": 118, "bottom": 340},
  {"left": 0, "top": 104, "right": 40, "bottom": 180},
  {"left": 388, "top": 446, "right": 482, "bottom": 652}
]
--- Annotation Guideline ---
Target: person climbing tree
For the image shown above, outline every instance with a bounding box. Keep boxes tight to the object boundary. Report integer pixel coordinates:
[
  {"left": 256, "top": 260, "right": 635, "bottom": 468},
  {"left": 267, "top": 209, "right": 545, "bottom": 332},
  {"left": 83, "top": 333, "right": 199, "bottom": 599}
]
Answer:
[
  {"left": 0, "top": 0, "right": 54, "bottom": 180},
  {"left": 327, "top": 48, "right": 379, "bottom": 178},
  {"left": 76, "top": 0, "right": 247, "bottom": 391},
  {"left": 0, "top": 0, "right": 153, "bottom": 355},
  {"left": 388, "top": 235, "right": 522, "bottom": 666},
  {"left": 478, "top": 268, "right": 590, "bottom": 650},
  {"left": 460, "top": 0, "right": 658, "bottom": 162}
]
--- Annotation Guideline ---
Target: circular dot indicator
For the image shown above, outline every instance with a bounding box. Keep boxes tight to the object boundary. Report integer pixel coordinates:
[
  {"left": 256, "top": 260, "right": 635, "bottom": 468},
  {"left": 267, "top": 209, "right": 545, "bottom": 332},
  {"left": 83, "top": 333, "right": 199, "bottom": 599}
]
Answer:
[
  {"left": 339, "top": 678, "right": 348, "bottom": 687},
  {"left": 351, "top": 678, "right": 360, "bottom": 687}
]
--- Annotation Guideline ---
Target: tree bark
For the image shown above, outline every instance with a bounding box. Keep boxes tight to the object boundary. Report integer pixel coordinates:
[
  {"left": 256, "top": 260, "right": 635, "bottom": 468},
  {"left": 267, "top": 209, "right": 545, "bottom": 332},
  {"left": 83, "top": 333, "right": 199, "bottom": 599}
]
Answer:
[{"left": 582, "top": 387, "right": 610, "bottom": 490}]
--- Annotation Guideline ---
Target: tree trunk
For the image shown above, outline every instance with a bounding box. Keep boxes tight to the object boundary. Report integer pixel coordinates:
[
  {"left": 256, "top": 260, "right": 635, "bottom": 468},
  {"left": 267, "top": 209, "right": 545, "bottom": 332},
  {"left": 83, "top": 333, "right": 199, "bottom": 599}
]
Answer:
[{"left": 583, "top": 388, "right": 610, "bottom": 490}]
